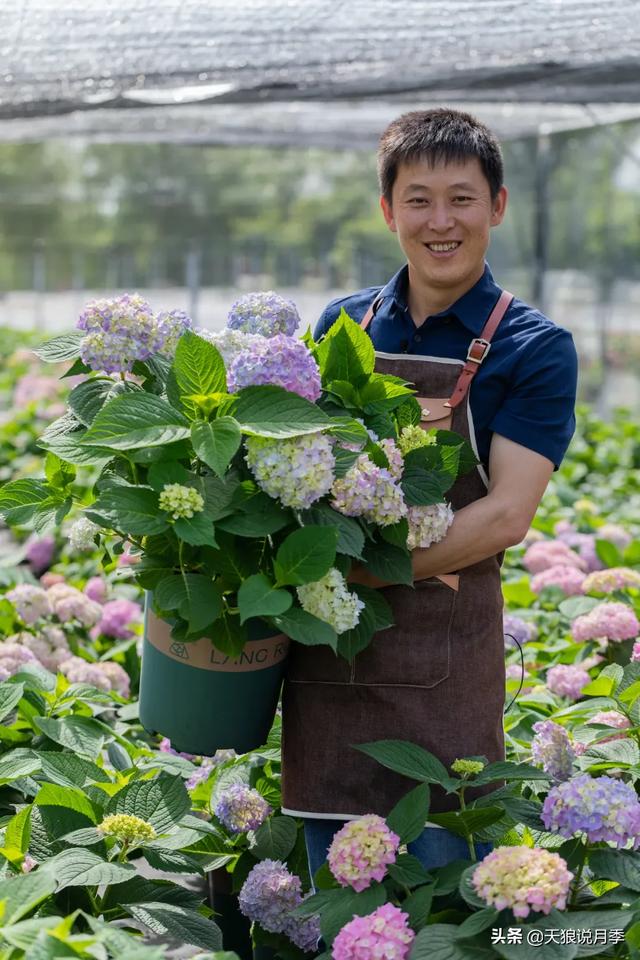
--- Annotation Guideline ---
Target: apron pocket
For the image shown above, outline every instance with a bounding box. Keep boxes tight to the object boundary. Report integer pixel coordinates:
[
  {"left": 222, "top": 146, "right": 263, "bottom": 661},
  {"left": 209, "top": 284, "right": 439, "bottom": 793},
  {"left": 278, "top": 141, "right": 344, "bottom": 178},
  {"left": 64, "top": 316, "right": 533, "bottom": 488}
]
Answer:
[{"left": 351, "top": 578, "right": 456, "bottom": 688}]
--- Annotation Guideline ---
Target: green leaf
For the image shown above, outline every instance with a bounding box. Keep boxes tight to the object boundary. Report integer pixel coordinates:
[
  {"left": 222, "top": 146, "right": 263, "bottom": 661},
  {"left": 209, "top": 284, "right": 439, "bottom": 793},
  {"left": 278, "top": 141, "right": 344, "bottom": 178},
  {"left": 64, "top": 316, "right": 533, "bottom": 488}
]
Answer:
[
  {"left": 455, "top": 907, "right": 499, "bottom": 941},
  {"left": 315, "top": 309, "right": 375, "bottom": 388},
  {"left": 301, "top": 504, "right": 365, "bottom": 558},
  {"left": 142, "top": 847, "right": 205, "bottom": 874},
  {"left": 61, "top": 827, "right": 104, "bottom": 846},
  {"left": 595, "top": 538, "right": 624, "bottom": 568},
  {"left": 45, "top": 848, "right": 135, "bottom": 889},
  {"left": 623, "top": 539, "right": 640, "bottom": 565},
  {"left": 232, "top": 384, "right": 330, "bottom": 438},
  {"left": 0, "top": 871, "right": 57, "bottom": 924},
  {"left": 100, "top": 875, "right": 205, "bottom": 911},
  {"left": 36, "top": 751, "right": 110, "bottom": 788},
  {"left": 81, "top": 392, "right": 191, "bottom": 449},
  {"left": 319, "top": 884, "right": 387, "bottom": 945},
  {"left": 427, "top": 806, "right": 505, "bottom": 837},
  {"left": 33, "top": 331, "right": 83, "bottom": 362},
  {"left": 191, "top": 417, "right": 241, "bottom": 477},
  {"left": 43, "top": 452, "right": 76, "bottom": 491},
  {"left": 352, "top": 585, "right": 394, "bottom": 631},
  {"left": 589, "top": 849, "right": 640, "bottom": 892},
  {"left": 154, "top": 573, "right": 222, "bottom": 633},
  {"left": 237, "top": 574, "right": 292, "bottom": 624},
  {"left": 0, "top": 478, "right": 55, "bottom": 526},
  {"left": 410, "top": 923, "right": 495, "bottom": 960},
  {"left": 401, "top": 461, "right": 451, "bottom": 507},
  {"left": 125, "top": 902, "right": 222, "bottom": 951},
  {"left": 380, "top": 518, "right": 409, "bottom": 549},
  {"left": 268, "top": 607, "right": 338, "bottom": 651},
  {"left": 326, "top": 415, "right": 369, "bottom": 445},
  {"left": 251, "top": 815, "right": 298, "bottom": 860},
  {"left": 105, "top": 774, "right": 191, "bottom": 834},
  {"left": 35, "top": 783, "right": 98, "bottom": 823},
  {"left": 172, "top": 330, "right": 227, "bottom": 416},
  {"left": 558, "top": 596, "right": 600, "bottom": 619},
  {"left": 403, "top": 882, "right": 434, "bottom": 930},
  {"left": 216, "top": 490, "right": 291, "bottom": 537},
  {"left": 472, "top": 760, "right": 552, "bottom": 787},
  {"left": 362, "top": 539, "right": 413, "bottom": 586},
  {"left": 68, "top": 376, "right": 140, "bottom": 426},
  {"left": 387, "top": 853, "right": 432, "bottom": 888},
  {"left": 274, "top": 525, "right": 338, "bottom": 586},
  {"left": 38, "top": 415, "right": 114, "bottom": 465},
  {"left": 584, "top": 737, "right": 640, "bottom": 766},
  {"left": 386, "top": 783, "right": 430, "bottom": 844},
  {"left": 4, "top": 805, "right": 32, "bottom": 854},
  {"left": 146, "top": 460, "right": 191, "bottom": 491},
  {"left": 337, "top": 597, "right": 378, "bottom": 661},
  {"left": 34, "top": 716, "right": 105, "bottom": 760},
  {"left": 0, "top": 680, "right": 24, "bottom": 722},
  {"left": 501, "top": 576, "right": 537, "bottom": 608},
  {"left": 354, "top": 739, "right": 451, "bottom": 786},
  {"left": 173, "top": 511, "right": 217, "bottom": 546},
  {"left": 88, "top": 484, "right": 169, "bottom": 536}
]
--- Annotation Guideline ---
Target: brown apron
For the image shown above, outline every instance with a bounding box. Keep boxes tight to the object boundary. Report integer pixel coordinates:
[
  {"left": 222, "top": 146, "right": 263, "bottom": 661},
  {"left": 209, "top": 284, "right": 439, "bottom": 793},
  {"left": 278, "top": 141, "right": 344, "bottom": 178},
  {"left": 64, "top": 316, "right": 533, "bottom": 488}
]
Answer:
[{"left": 281, "top": 291, "right": 513, "bottom": 817}]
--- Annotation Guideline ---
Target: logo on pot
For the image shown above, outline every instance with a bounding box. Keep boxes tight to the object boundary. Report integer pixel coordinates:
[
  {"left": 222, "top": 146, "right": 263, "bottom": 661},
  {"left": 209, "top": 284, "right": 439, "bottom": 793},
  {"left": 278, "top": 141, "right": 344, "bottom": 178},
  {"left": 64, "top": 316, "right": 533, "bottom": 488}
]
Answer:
[{"left": 170, "top": 642, "right": 189, "bottom": 659}]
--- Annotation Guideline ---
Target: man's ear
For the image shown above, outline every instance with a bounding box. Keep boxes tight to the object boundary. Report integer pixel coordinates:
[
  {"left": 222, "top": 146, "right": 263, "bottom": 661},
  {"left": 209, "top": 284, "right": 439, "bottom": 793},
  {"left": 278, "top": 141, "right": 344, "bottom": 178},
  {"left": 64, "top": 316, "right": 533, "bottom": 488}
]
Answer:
[
  {"left": 491, "top": 185, "right": 508, "bottom": 227},
  {"left": 380, "top": 195, "right": 397, "bottom": 233}
]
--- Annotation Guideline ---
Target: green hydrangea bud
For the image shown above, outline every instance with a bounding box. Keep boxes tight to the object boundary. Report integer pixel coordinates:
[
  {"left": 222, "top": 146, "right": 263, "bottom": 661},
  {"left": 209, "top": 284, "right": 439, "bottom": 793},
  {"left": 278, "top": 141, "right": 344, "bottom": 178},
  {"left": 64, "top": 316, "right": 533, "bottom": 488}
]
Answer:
[
  {"left": 397, "top": 424, "right": 436, "bottom": 456},
  {"left": 451, "top": 758, "right": 485, "bottom": 777},
  {"left": 97, "top": 813, "right": 157, "bottom": 844},
  {"left": 158, "top": 483, "right": 205, "bottom": 520}
]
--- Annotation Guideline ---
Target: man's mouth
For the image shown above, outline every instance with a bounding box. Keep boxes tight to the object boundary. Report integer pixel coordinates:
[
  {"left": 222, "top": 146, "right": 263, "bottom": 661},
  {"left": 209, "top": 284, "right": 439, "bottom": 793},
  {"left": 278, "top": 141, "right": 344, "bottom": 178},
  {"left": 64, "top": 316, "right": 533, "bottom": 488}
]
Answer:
[{"left": 424, "top": 241, "right": 461, "bottom": 252}]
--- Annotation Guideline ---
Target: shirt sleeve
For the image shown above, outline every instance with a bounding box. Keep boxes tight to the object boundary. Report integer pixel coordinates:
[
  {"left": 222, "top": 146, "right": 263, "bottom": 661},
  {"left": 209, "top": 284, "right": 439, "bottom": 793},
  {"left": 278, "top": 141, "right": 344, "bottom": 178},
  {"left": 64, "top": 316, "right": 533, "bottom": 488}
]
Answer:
[
  {"left": 489, "top": 326, "right": 578, "bottom": 469},
  {"left": 313, "top": 297, "right": 349, "bottom": 341}
]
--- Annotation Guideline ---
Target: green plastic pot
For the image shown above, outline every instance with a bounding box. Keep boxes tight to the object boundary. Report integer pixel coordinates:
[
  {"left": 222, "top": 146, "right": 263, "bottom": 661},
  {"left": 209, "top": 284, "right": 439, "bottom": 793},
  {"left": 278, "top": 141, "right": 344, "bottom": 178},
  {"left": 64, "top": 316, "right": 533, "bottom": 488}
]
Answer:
[{"left": 139, "top": 595, "right": 289, "bottom": 756}]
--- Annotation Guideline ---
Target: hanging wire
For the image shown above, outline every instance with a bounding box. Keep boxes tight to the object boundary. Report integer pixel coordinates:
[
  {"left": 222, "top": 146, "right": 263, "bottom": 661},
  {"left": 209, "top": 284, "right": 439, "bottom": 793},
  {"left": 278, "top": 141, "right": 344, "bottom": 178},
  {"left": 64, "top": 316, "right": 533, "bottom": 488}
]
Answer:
[{"left": 503, "top": 631, "right": 525, "bottom": 713}]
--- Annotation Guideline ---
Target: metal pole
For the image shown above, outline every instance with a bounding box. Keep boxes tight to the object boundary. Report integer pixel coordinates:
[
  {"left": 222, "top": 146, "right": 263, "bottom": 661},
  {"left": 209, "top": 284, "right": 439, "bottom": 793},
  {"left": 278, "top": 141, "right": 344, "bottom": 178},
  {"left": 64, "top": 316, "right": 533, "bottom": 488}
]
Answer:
[
  {"left": 532, "top": 132, "right": 551, "bottom": 313},
  {"left": 186, "top": 245, "right": 201, "bottom": 324}
]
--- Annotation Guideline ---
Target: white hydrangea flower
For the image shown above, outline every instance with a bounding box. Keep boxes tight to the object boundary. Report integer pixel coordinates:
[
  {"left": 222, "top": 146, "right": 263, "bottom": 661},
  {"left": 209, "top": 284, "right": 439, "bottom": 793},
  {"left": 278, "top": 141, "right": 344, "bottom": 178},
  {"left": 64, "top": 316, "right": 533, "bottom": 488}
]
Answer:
[
  {"left": 158, "top": 484, "right": 205, "bottom": 520},
  {"left": 245, "top": 433, "right": 335, "bottom": 509},
  {"left": 407, "top": 502, "right": 454, "bottom": 549},
  {"left": 297, "top": 568, "right": 365, "bottom": 635},
  {"left": 196, "top": 327, "right": 262, "bottom": 368},
  {"left": 68, "top": 517, "right": 100, "bottom": 552}
]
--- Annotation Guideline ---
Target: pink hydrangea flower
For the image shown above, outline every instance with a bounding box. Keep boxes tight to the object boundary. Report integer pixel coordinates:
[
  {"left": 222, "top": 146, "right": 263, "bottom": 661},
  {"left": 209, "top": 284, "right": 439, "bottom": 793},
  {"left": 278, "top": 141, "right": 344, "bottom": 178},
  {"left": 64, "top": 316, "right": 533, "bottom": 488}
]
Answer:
[
  {"left": 92, "top": 598, "right": 142, "bottom": 639},
  {"left": 328, "top": 814, "right": 400, "bottom": 892},
  {"left": 100, "top": 661, "right": 131, "bottom": 698},
  {"left": 472, "top": 846, "right": 573, "bottom": 919},
  {"left": 5, "top": 584, "right": 52, "bottom": 624},
  {"left": 546, "top": 664, "right": 590, "bottom": 700},
  {"left": 59, "top": 656, "right": 111, "bottom": 691},
  {"left": 571, "top": 602, "right": 639, "bottom": 643},
  {"left": 332, "top": 903, "right": 415, "bottom": 960},
  {"left": 589, "top": 711, "right": 632, "bottom": 744},
  {"left": 524, "top": 540, "right": 586, "bottom": 574},
  {"left": 531, "top": 565, "right": 586, "bottom": 596},
  {"left": 6, "top": 627, "right": 70, "bottom": 672},
  {"left": 597, "top": 524, "right": 632, "bottom": 551},
  {"left": 40, "top": 572, "right": 65, "bottom": 588},
  {"left": 583, "top": 568, "right": 640, "bottom": 594},
  {"left": 84, "top": 576, "right": 108, "bottom": 603},
  {"left": 0, "top": 643, "right": 40, "bottom": 677},
  {"left": 25, "top": 536, "right": 55, "bottom": 574},
  {"left": 46, "top": 583, "right": 102, "bottom": 627}
]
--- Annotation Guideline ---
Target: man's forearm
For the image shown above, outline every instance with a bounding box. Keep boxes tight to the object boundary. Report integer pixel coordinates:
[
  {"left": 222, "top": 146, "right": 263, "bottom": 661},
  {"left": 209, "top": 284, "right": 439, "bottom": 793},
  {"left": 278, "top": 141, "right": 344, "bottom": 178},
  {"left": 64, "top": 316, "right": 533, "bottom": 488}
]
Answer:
[{"left": 412, "top": 493, "right": 523, "bottom": 580}]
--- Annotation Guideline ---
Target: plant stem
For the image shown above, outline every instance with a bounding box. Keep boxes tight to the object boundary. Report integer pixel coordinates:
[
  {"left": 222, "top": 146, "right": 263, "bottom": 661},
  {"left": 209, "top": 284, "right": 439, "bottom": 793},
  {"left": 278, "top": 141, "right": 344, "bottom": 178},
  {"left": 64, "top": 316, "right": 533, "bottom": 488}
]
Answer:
[
  {"left": 458, "top": 788, "right": 477, "bottom": 862},
  {"left": 570, "top": 850, "right": 587, "bottom": 906}
]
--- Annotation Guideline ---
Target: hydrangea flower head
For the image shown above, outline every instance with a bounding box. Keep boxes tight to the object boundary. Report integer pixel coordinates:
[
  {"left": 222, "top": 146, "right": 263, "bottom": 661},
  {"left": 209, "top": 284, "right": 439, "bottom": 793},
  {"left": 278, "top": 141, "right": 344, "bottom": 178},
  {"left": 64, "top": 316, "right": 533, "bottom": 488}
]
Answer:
[
  {"left": 98, "top": 813, "right": 156, "bottom": 844},
  {"left": 588, "top": 710, "right": 632, "bottom": 744},
  {"left": 546, "top": 664, "right": 590, "bottom": 700},
  {"left": 503, "top": 614, "right": 537, "bottom": 646},
  {"left": 93, "top": 598, "right": 142, "bottom": 639},
  {"left": 332, "top": 903, "right": 415, "bottom": 960},
  {"left": 214, "top": 783, "right": 272, "bottom": 833},
  {"left": 10, "top": 626, "right": 70, "bottom": 672},
  {"left": 531, "top": 720, "right": 575, "bottom": 781},
  {"left": 283, "top": 909, "right": 321, "bottom": 954},
  {"left": 6, "top": 584, "right": 52, "bottom": 624},
  {"left": 407, "top": 502, "right": 454, "bottom": 549},
  {"left": 158, "top": 483, "right": 205, "bottom": 520},
  {"left": 245, "top": 433, "right": 335, "bottom": 509},
  {"left": 59, "top": 655, "right": 111, "bottom": 692},
  {"left": 378, "top": 438, "right": 404, "bottom": 480},
  {"left": 84, "top": 576, "right": 108, "bottom": 604},
  {"left": 0, "top": 643, "right": 39, "bottom": 678},
  {"left": 397, "top": 424, "right": 436, "bottom": 455},
  {"left": 78, "top": 294, "right": 166, "bottom": 373},
  {"left": 331, "top": 454, "right": 407, "bottom": 527},
  {"left": 542, "top": 774, "right": 640, "bottom": 847},
  {"left": 597, "top": 524, "right": 632, "bottom": 551},
  {"left": 46, "top": 583, "right": 102, "bottom": 627},
  {"left": 155, "top": 308, "right": 193, "bottom": 357},
  {"left": 227, "top": 334, "right": 321, "bottom": 402},
  {"left": 297, "top": 568, "right": 365, "bottom": 635},
  {"left": 472, "top": 846, "right": 573, "bottom": 919},
  {"left": 583, "top": 568, "right": 640, "bottom": 594},
  {"left": 451, "top": 758, "right": 485, "bottom": 776},
  {"left": 68, "top": 517, "right": 100, "bottom": 553},
  {"left": 531, "top": 565, "right": 586, "bottom": 596},
  {"left": 99, "top": 660, "right": 131, "bottom": 698},
  {"left": 571, "top": 602, "right": 639, "bottom": 643},
  {"left": 227, "top": 291, "right": 300, "bottom": 337},
  {"left": 25, "top": 536, "right": 55, "bottom": 574},
  {"left": 238, "top": 859, "right": 302, "bottom": 932},
  {"left": 327, "top": 814, "right": 400, "bottom": 892},
  {"left": 196, "top": 327, "right": 261, "bottom": 367},
  {"left": 524, "top": 540, "right": 586, "bottom": 574}
]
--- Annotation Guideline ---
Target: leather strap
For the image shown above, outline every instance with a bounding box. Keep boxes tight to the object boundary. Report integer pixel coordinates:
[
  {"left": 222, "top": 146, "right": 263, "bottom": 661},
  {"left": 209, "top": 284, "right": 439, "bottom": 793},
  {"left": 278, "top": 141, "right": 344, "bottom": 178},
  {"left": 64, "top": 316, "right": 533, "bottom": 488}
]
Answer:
[
  {"left": 445, "top": 289, "right": 513, "bottom": 410},
  {"left": 360, "top": 297, "right": 383, "bottom": 330}
]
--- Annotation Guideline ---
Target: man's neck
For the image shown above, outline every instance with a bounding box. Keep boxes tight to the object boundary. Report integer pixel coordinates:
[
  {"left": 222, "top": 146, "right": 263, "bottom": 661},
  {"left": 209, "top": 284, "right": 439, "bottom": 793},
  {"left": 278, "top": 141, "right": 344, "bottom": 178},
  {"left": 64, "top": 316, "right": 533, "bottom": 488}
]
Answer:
[{"left": 406, "top": 264, "right": 485, "bottom": 328}]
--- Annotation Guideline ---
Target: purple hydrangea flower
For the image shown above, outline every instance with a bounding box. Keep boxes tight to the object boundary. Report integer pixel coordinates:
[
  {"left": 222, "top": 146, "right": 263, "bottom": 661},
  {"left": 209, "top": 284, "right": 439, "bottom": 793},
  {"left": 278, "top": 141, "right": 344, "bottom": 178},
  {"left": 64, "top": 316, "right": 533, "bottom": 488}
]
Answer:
[
  {"left": 84, "top": 577, "right": 108, "bottom": 604},
  {"left": 93, "top": 598, "right": 142, "bottom": 639},
  {"left": 78, "top": 294, "right": 168, "bottom": 373},
  {"left": 214, "top": 783, "right": 272, "bottom": 833},
  {"left": 227, "top": 334, "right": 322, "bottom": 402},
  {"left": 531, "top": 720, "right": 575, "bottom": 781},
  {"left": 227, "top": 291, "right": 300, "bottom": 337},
  {"left": 546, "top": 664, "right": 590, "bottom": 701},
  {"left": 25, "top": 536, "right": 55, "bottom": 574},
  {"left": 542, "top": 774, "right": 640, "bottom": 847},
  {"left": 503, "top": 613, "right": 537, "bottom": 647},
  {"left": 331, "top": 454, "right": 407, "bottom": 527},
  {"left": 155, "top": 309, "right": 193, "bottom": 357},
  {"left": 238, "top": 859, "right": 302, "bottom": 932}
]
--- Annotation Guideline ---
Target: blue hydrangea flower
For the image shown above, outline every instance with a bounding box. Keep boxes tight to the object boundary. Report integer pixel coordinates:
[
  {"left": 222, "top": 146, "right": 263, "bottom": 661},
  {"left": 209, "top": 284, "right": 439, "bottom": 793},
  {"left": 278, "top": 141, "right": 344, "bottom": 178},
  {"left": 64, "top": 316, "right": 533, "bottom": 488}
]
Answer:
[
  {"left": 542, "top": 774, "right": 640, "bottom": 847},
  {"left": 227, "top": 291, "right": 300, "bottom": 337}
]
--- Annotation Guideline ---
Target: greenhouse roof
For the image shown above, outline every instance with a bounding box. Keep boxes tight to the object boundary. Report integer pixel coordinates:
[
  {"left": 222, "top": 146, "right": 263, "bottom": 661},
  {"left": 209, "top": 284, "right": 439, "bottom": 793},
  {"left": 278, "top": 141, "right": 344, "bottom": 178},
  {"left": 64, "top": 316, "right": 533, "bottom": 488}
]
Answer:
[{"left": 2, "top": 0, "right": 640, "bottom": 144}]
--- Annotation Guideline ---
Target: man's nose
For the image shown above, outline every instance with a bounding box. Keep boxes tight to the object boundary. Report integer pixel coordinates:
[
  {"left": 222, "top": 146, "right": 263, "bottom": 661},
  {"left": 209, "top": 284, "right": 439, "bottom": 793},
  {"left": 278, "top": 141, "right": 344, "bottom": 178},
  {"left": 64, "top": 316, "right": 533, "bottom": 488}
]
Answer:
[{"left": 427, "top": 203, "right": 455, "bottom": 231}]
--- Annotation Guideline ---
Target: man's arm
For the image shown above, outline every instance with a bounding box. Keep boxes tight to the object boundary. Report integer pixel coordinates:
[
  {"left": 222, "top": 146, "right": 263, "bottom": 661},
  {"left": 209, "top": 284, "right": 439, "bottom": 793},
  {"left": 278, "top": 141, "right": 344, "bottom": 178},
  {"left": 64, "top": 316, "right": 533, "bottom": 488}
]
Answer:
[{"left": 350, "top": 434, "right": 554, "bottom": 587}]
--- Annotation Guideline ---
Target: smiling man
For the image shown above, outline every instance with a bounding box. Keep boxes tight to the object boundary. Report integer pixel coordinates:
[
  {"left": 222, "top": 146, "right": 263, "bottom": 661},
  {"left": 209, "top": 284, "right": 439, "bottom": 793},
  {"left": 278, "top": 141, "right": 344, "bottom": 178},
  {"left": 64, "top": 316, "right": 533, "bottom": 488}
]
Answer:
[{"left": 281, "top": 108, "right": 578, "bottom": 880}]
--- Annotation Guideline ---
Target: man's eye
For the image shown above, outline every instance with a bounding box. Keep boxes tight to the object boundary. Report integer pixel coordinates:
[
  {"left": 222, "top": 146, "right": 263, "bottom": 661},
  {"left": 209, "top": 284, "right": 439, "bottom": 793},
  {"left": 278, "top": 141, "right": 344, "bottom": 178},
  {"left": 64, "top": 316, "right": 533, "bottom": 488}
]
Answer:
[
  {"left": 453, "top": 196, "right": 472, "bottom": 202},
  {"left": 408, "top": 198, "right": 428, "bottom": 204}
]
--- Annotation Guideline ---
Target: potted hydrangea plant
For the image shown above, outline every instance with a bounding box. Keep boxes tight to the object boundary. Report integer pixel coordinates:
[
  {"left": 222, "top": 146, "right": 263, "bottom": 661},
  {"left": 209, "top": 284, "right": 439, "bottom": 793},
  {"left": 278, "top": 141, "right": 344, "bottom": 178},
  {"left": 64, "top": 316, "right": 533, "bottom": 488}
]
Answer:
[{"left": 0, "top": 291, "right": 475, "bottom": 755}]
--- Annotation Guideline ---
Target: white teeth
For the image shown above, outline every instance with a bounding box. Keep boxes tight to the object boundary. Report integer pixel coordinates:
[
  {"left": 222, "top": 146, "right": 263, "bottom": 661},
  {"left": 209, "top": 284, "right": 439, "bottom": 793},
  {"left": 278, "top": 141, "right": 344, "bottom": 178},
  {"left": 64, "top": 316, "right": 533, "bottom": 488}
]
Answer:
[{"left": 427, "top": 242, "right": 460, "bottom": 252}]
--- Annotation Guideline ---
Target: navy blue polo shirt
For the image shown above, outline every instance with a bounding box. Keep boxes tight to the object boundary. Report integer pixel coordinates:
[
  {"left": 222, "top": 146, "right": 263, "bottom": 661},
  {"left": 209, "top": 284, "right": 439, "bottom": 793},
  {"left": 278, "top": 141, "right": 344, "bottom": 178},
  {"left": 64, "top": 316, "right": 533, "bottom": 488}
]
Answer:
[{"left": 314, "top": 263, "right": 578, "bottom": 470}]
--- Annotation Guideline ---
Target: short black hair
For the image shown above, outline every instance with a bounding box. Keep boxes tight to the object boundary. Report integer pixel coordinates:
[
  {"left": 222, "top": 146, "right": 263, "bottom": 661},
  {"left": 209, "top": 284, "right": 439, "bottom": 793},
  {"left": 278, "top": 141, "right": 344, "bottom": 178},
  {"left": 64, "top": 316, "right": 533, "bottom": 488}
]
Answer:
[{"left": 377, "top": 108, "right": 504, "bottom": 203}]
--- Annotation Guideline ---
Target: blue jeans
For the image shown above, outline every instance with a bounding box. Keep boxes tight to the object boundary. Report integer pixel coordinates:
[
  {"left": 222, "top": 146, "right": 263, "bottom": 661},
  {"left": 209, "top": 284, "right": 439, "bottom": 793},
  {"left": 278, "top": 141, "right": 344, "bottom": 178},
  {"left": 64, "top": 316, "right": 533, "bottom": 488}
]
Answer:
[{"left": 303, "top": 818, "right": 492, "bottom": 884}]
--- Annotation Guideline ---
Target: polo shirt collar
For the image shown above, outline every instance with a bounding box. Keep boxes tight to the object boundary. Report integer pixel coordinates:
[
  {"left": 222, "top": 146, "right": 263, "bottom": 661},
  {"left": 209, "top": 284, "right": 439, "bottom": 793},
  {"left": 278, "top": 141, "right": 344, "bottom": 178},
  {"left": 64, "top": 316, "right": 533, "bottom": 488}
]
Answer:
[{"left": 376, "top": 262, "right": 503, "bottom": 337}]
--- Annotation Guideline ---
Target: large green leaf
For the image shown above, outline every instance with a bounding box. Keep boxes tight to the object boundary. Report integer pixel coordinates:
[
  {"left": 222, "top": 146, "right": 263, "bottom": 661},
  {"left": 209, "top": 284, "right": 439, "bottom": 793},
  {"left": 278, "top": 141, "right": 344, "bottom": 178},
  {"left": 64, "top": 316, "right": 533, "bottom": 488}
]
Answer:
[
  {"left": 33, "top": 331, "right": 83, "bottom": 362},
  {"left": 68, "top": 376, "right": 141, "bottom": 426},
  {"left": 0, "top": 680, "right": 24, "bottom": 723},
  {"left": 589, "top": 849, "right": 640, "bottom": 892},
  {"left": 0, "top": 750, "right": 42, "bottom": 785},
  {"left": 362, "top": 539, "right": 413, "bottom": 586},
  {"left": 125, "top": 902, "right": 222, "bottom": 951},
  {"left": 142, "top": 847, "right": 206, "bottom": 875},
  {"left": 45, "top": 848, "right": 134, "bottom": 890},
  {"left": 105, "top": 774, "right": 191, "bottom": 834},
  {"left": 386, "top": 783, "right": 431, "bottom": 844},
  {"left": 81, "top": 392, "right": 191, "bottom": 449},
  {"left": 0, "top": 479, "right": 56, "bottom": 526},
  {"left": 35, "top": 783, "right": 98, "bottom": 823},
  {"left": 38, "top": 414, "right": 114, "bottom": 465},
  {"left": 191, "top": 417, "right": 241, "bottom": 477},
  {"left": 269, "top": 607, "right": 338, "bottom": 651},
  {"left": 237, "top": 574, "right": 292, "bottom": 624},
  {"left": 88, "top": 485, "right": 169, "bottom": 536},
  {"left": 232, "top": 384, "right": 330, "bottom": 438},
  {"left": 251, "top": 816, "right": 298, "bottom": 861},
  {"left": 403, "top": 882, "right": 434, "bottom": 929},
  {"left": 472, "top": 760, "right": 552, "bottom": 787},
  {"left": 427, "top": 806, "right": 505, "bottom": 837},
  {"left": 274, "top": 525, "right": 338, "bottom": 586},
  {"left": 35, "top": 751, "right": 109, "bottom": 789},
  {"left": 387, "top": 854, "right": 432, "bottom": 889},
  {"left": 172, "top": 330, "right": 227, "bottom": 414},
  {"left": 315, "top": 309, "right": 375, "bottom": 388},
  {"left": 0, "top": 871, "right": 57, "bottom": 924},
  {"left": 216, "top": 491, "right": 291, "bottom": 537},
  {"left": 353, "top": 740, "right": 452, "bottom": 787},
  {"left": 319, "top": 884, "right": 387, "bottom": 945},
  {"left": 301, "top": 504, "right": 365, "bottom": 558},
  {"left": 154, "top": 573, "right": 222, "bottom": 633},
  {"left": 100, "top": 875, "right": 205, "bottom": 911},
  {"left": 401, "top": 460, "right": 452, "bottom": 507},
  {"left": 34, "top": 716, "right": 106, "bottom": 760},
  {"left": 336, "top": 597, "right": 378, "bottom": 662},
  {"left": 173, "top": 511, "right": 218, "bottom": 546},
  {"left": 4, "top": 805, "right": 32, "bottom": 854},
  {"left": 410, "top": 923, "right": 496, "bottom": 960}
]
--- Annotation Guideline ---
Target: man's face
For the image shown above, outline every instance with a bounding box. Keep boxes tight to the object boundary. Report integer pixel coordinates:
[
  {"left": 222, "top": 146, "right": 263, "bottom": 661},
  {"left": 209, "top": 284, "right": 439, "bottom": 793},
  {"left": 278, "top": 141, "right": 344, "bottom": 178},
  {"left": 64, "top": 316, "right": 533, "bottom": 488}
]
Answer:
[{"left": 380, "top": 156, "right": 507, "bottom": 299}]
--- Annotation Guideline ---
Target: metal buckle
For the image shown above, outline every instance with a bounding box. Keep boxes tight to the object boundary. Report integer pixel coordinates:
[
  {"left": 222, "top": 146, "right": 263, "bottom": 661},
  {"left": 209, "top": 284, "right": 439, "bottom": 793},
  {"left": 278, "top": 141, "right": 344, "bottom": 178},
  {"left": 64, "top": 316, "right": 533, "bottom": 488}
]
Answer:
[{"left": 467, "top": 338, "right": 491, "bottom": 364}]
